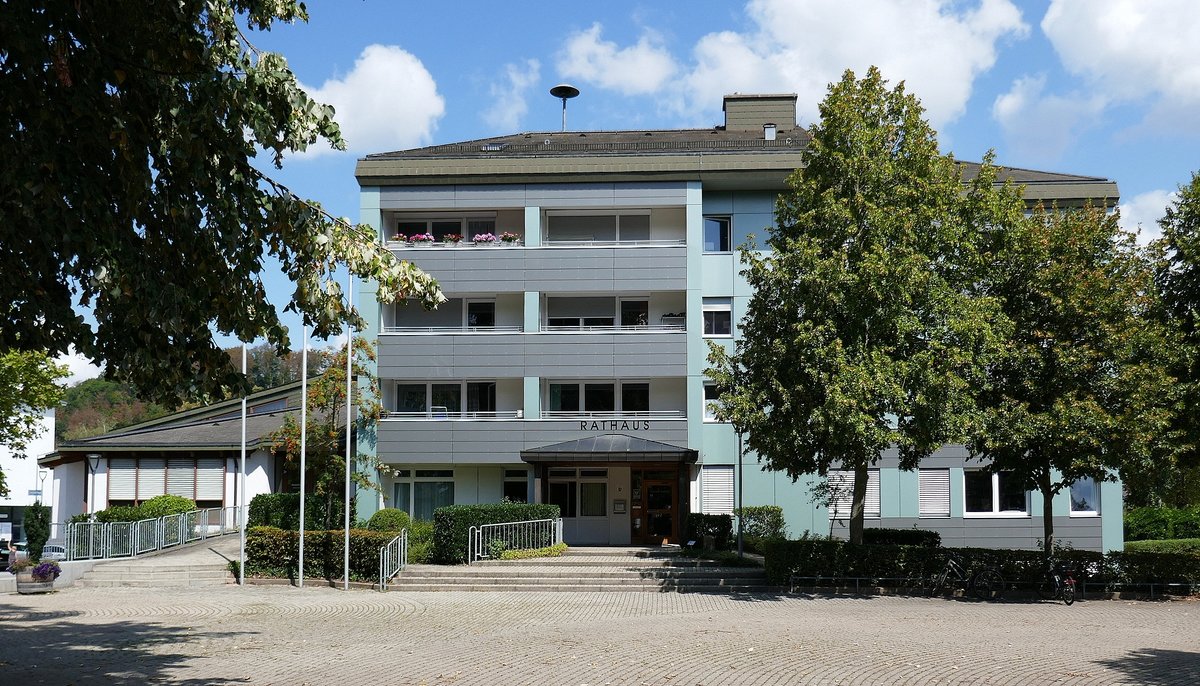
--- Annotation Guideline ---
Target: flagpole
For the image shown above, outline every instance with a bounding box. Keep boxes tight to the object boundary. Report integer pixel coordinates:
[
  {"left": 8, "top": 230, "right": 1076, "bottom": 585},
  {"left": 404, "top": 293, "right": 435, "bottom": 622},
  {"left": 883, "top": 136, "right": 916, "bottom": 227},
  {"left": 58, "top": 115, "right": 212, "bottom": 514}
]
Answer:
[
  {"left": 343, "top": 270, "right": 354, "bottom": 591},
  {"left": 239, "top": 343, "right": 247, "bottom": 587},
  {"left": 298, "top": 324, "right": 308, "bottom": 589}
]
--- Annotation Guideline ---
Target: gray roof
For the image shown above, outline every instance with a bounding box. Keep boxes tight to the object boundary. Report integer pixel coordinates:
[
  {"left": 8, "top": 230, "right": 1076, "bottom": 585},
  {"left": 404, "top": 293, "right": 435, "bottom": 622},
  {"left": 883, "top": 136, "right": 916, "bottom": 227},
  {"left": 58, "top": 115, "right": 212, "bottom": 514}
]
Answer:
[
  {"left": 52, "top": 410, "right": 298, "bottom": 453},
  {"left": 521, "top": 434, "right": 698, "bottom": 463}
]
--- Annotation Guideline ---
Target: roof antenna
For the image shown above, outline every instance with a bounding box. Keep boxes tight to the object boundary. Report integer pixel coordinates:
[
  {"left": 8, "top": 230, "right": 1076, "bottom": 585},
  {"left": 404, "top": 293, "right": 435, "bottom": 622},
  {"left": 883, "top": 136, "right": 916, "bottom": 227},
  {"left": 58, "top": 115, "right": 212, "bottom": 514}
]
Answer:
[{"left": 550, "top": 84, "right": 579, "bottom": 132}]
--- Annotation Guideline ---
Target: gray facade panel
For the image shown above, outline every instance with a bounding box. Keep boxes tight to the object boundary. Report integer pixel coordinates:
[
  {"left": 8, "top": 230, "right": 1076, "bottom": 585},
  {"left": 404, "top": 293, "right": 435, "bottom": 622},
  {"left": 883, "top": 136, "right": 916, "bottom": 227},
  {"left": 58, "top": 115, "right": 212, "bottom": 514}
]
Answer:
[
  {"left": 377, "top": 418, "right": 690, "bottom": 464},
  {"left": 831, "top": 515, "right": 1104, "bottom": 551}
]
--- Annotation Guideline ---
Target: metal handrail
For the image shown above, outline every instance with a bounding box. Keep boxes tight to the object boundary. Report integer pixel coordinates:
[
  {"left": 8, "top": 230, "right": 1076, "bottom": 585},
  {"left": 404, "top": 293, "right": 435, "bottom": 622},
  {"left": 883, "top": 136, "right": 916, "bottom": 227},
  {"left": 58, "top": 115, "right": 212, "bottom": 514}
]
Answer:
[
  {"left": 467, "top": 518, "right": 563, "bottom": 564},
  {"left": 381, "top": 325, "right": 523, "bottom": 334},
  {"left": 542, "top": 239, "right": 686, "bottom": 247},
  {"left": 378, "top": 529, "right": 409, "bottom": 591},
  {"left": 540, "top": 410, "right": 684, "bottom": 418},
  {"left": 540, "top": 324, "right": 685, "bottom": 333},
  {"left": 65, "top": 506, "right": 240, "bottom": 561},
  {"left": 384, "top": 410, "right": 522, "bottom": 420}
]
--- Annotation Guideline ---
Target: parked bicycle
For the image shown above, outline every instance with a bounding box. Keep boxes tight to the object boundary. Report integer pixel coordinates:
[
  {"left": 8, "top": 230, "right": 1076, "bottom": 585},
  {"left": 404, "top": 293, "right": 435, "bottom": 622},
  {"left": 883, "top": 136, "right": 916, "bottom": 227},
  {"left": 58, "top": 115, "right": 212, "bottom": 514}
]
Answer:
[
  {"left": 1037, "top": 562, "right": 1077, "bottom": 605},
  {"left": 925, "top": 551, "right": 1006, "bottom": 601}
]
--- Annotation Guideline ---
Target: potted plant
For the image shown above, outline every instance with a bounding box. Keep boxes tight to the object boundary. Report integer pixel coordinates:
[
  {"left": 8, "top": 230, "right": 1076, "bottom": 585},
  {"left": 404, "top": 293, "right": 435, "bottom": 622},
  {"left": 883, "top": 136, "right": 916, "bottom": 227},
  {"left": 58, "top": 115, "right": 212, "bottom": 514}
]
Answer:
[
  {"left": 8, "top": 558, "right": 61, "bottom": 594},
  {"left": 392, "top": 233, "right": 408, "bottom": 244},
  {"left": 499, "top": 231, "right": 521, "bottom": 246},
  {"left": 410, "top": 232, "right": 435, "bottom": 246},
  {"left": 443, "top": 233, "right": 463, "bottom": 246},
  {"left": 472, "top": 232, "right": 498, "bottom": 246}
]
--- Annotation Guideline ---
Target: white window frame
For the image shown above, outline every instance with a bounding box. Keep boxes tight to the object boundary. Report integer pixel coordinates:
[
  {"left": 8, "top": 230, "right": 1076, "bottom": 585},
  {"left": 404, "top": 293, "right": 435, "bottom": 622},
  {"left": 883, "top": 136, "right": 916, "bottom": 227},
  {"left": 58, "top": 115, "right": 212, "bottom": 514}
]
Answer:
[
  {"left": 826, "top": 469, "right": 880, "bottom": 520},
  {"left": 963, "top": 470, "right": 1029, "bottom": 518},
  {"left": 544, "top": 380, "right": 650, "bottom": 413},
  {"left": 393, "top": 380, "right": 499, "bottom": 415},
  {"left": 703, "top": 215, "right": 733, "bottom": 253},
  {"left": 918, "top": 468, "right": 951, "bottom": 518},
  {"left": 702, "top": 298, "right": 733, "bottom": 338},
  {"left": 1068, "top": 477, "right": 1100, "bottom": 517},
  {"left": 389, "top": 468, "right": 455, "bottom": 520}
]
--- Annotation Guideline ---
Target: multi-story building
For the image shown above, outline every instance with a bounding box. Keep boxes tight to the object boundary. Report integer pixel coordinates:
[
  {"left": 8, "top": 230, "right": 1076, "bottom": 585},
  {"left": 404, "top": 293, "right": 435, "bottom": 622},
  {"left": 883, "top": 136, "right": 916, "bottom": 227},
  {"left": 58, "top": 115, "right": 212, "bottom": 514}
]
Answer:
[{"left": 354, "top": 93, "right": 1124, "bottom": 552}]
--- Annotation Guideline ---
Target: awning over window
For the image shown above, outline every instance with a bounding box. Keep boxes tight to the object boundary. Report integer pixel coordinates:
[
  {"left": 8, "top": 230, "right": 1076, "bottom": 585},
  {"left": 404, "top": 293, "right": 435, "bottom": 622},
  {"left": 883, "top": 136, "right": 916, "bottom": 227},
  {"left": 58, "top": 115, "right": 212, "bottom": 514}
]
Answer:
[{"left": 520, "top": 434, "right": 698, "bottom": 464}]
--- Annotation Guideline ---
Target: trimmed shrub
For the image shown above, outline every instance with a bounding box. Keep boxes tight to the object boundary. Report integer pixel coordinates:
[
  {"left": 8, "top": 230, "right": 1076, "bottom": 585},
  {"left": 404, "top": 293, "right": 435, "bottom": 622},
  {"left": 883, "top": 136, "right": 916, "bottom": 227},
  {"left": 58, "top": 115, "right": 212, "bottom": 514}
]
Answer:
[
  {"left": 138, "top": 495, "right": 197, "bottom": 519},
  {"left": 734, "top": 506, "right": 787, "bottom": 539},
  {"left": 94, "top": 505, "right": 146, "bottom": 523},
  {"left": 244, "top": 525, "right": 396, "bottom": 582},
  {"left": 432, "top": 502, "right": 560, "bottom": 564},
  {"left": 862, "top": 527, "right": 941, "bottom": 547},
  {"left": 685, "top": 513, "right": 733, "bottom": 550},
  {"left": 24, "top": 502, "right": 51, "bottom": 561},
  {"left": 367, "top": 508, "right": 411, "bottom": 532},
  {"left": 1125, "top": 506, "right": 1200, "bottom": 541},
  {"left": 248, "top": 493, "right": 355, "bottom": 531},
  {"left": 1124, "top": 538, "right": 1200, "bottom": 554},
  {"left": 499, "top": 542, "right": 569, "bottom": 560},
  {"left": 407, "top": 520, "right": 434, "bottom": 564}
]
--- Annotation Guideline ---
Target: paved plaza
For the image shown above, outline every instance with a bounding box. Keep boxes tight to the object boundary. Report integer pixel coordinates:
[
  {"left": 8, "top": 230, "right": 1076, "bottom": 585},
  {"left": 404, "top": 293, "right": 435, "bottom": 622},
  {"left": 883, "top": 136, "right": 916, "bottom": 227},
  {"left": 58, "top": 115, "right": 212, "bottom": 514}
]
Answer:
[{"left": 1, "top": 583, "right": 1197, "bottom": 685}]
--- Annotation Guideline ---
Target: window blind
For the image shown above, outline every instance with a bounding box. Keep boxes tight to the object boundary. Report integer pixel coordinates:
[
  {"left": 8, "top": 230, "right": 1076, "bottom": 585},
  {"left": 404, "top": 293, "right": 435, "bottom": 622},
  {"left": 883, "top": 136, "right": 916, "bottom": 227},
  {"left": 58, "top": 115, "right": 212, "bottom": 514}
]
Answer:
[
  {"left": 827, "top": 469, "right": 880, "bottom": 519},
  {"left": 701, "top": 465, "right": 735, "bottom": 515},
  {"left": 919, "top": 469, "right": 951, "bottom": 517}
]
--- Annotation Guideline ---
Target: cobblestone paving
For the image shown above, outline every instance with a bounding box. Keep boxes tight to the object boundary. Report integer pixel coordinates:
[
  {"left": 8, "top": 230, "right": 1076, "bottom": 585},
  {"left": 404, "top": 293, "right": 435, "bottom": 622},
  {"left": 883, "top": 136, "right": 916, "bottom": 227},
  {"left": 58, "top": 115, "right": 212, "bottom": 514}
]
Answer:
[{"left": 1, "top": 585, "right": 1197, "bottom": 685}]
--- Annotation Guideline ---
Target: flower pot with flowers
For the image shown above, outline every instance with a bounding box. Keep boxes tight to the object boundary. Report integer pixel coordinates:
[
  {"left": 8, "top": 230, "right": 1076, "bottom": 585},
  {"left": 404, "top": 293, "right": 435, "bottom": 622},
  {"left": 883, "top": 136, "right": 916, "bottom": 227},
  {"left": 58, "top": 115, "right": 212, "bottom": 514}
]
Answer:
[
  {"left": 472, "top": 232, "right": 498, "bottom": 246},
  {"left": 391, "top": 233, "right": 407, "bottom": 244},
  {"left": 443, "top": 233, "right": 463, "bottom": 247},
  {"left": 499, "top": 231, "right": 522, "bottom": 246},
  {"left": 410, "top": 233, "right": 435, "bottom": 247},
  {"left": 8, "top": 558, "right": 61, "bottom": 594}
]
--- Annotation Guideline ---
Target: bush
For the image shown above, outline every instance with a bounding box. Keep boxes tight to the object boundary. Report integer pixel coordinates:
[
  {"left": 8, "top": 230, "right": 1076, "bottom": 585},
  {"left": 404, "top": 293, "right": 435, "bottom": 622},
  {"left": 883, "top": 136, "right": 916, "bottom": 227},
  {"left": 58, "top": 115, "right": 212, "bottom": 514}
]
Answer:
[
  {"left": 685, "top": 513, "right": 733, "bottom": 550},
  {"left": 862, "top": 527, "right": 941, "bottom": 547},
  {"left": 24, "top": 502, "right": 51, "bottom": 561},
  {"left": 407, "top": 520, "right": 434, "bottom": 564},
  {"left": 138, "top": 495, "right": 196, "bottom": 519},
  {"left": 1125, "top": 506, "right": 1200, "bottom": 541},
  {"left": 432, "top": 502, "right": 560, "bottom": 564},
  {"left": 1124, "top": 538, "right": 1200, "bottom": 554},
  {"left": 367, "top": 508, "right": 411, "bottom": 532},
  {"left": 94, "top": 505, "right": 146, "bottom": 523},
  {"left": 248, "top": 493, "right": 355, "bottom": 531},
  {"left": 734, "top": 506, "right": 787, "bottom": 539},
  {"left": 244, "top": 526, "right": 396, "bottom": 582},
  {"left": 498, "top": 542, "right": 568, "bottom": 560}
]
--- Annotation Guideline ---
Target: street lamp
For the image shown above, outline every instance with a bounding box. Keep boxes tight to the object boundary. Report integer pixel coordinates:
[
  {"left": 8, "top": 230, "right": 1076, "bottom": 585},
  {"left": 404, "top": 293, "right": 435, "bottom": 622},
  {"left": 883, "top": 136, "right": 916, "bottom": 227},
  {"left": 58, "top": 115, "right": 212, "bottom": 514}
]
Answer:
[{"left": 85, "top": 454, "right": 101, "bottom": 514}]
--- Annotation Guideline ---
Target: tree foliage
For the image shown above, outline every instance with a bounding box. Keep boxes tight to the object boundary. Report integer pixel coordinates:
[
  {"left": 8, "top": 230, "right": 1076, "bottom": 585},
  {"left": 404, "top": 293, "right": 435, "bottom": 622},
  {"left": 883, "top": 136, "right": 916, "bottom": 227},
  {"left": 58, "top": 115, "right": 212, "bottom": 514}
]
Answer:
[
  {"left": 708, "top": 67, "right": 1021, "bottom": 544},
  {"left": 0, "top": 351, "right": 67, "bottom": 497},
  {"left": 969, "top": 205, "right": 1175, "bottom": 554},
  {"left": 57, "top": 378, "right": 172, "bottom": 441},
  {"left": 227, "top": 342, "right": 334, "bottom": 392},
  {"left": 268, "top": 337, "right": 382, "bottom": 528},
  {"left": 0, "top": 1, "right": 443, "bottom": 407}
]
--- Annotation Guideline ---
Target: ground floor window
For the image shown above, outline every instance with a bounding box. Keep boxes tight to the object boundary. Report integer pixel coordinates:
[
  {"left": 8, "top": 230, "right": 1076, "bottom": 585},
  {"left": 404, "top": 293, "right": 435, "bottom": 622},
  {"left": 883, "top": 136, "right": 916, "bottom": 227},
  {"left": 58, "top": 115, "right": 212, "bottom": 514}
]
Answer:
[
  {"left": 826, "top": 469, "right": 880, "bottom": 519},
  {"left": 964, "top": 470, "right": 1027, "bottom": 516},
  {"left": 390, "top": 469, "right": 454, "bottom": 520},
  {"left": 108, "top": 457, "right": 224, "bottom": 505},
  {"left": 700, "top": 465, "right": 734, "bottom": 515},
  {"left": 503, "top": 469, "right": 528, "bottom": 503},
  {"left": 918, "top": 469, "right": 951, "bottom": 517},
  {"left": 1070, "top": 477, "right": 1099, "bottom": 515}
]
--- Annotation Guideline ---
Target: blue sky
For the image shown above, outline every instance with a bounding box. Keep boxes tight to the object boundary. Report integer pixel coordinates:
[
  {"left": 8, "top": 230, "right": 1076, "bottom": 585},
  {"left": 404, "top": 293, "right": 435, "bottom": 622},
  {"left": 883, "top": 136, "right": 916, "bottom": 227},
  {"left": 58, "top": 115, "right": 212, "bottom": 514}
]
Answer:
[{"left": 59, "top": 0, "right": 1200, "bottom": 381}]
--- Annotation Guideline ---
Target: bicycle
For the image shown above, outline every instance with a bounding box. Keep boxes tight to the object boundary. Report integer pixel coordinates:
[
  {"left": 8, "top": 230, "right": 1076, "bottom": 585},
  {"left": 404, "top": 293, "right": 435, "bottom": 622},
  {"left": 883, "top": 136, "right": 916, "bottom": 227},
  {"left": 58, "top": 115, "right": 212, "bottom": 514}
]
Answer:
[
  {"left": 925, "top": 551, "right": 1006, "bottom": 601},
  {"left": 1037, "top": 562, "right": 1077, "bottom": 605}
]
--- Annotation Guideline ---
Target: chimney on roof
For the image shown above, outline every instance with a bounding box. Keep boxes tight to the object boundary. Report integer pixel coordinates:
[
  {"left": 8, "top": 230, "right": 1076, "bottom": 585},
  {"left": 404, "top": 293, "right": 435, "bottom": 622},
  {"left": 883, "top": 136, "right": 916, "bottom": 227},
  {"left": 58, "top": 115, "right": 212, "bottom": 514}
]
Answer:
[{"left": 723, "top": 93, "right": 798, "bottom": 134}]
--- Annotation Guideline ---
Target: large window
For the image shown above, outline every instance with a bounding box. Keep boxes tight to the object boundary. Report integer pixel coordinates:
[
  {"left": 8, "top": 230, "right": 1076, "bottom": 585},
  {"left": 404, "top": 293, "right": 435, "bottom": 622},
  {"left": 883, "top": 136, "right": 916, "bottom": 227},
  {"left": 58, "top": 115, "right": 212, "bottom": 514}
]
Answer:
[
  {"left": 704, "top": 216, "right": 732, "bottom": 252},
  {"left": 390, "top": 469, "right": 455, "bottom": 521},
  {"left": 466, "top": 301, "right": 495, "bottom": 328},
  {"left": 703, "top": 298, "right": 732, "bottom": 337},
  {"left": 393, "top": 214, "right": 496, "bottom": 242},
  {"left": 108, "top": 457, "right": 224, "bottom": 507},
  {"left": 621, "top": 383, "right": 650, "bottom": 413},
  {"left": 548, "top": 381, "right": 650, "bottom": 414},
  {"left": 964, "top": 470, "right": 1028, "bottom": 516},
  {"left": 545, "top": 212, "right": 650, "bottom": 243},
  {"left": 1069, "top": 478, "right": 1099, "bottom": 515},
  {"left": 620, "top": 300, "right": 649, "bottom": 327},
  {"left": 827, "top": 470, "right": 880, "bottom": 519},
  {"left": 395, "top": 381, "right": 498, "bottom": 415}
]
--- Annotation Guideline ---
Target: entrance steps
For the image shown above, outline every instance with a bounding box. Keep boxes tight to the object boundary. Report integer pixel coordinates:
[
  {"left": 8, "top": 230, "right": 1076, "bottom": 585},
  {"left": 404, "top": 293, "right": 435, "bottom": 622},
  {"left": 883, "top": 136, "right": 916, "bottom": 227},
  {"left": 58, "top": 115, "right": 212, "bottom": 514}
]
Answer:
[
  {"left": 74, "top": 537, "right": 237, "bottom": 589},
  {"left": 386, "top": 546, "right": 778, "bottom": 593}
]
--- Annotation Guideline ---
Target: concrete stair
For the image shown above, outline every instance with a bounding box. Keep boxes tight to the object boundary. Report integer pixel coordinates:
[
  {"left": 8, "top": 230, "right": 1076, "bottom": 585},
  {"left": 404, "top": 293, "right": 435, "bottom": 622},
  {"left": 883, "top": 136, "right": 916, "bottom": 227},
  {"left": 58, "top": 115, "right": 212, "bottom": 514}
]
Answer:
[
  {"left": 74, "top": 538, "right": 237, "bottom": 589},
  {"left": 385, "top": 546, "right": 778, "bottom": 593}
]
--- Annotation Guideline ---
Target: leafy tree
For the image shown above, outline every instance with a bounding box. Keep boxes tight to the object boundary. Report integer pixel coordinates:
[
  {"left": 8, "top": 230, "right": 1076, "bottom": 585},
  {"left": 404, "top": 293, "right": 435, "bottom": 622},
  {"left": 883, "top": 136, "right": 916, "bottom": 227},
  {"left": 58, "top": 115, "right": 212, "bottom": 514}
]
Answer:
[
  {"left": 1152, "top": 172, "right": 1200, "bottom": 508},
  {"left": 226, "top": 342, "right": 334, "bottom": 392},
  {"left": 0, "top": 1, "right": 443, "bottom": 408},
  {"left": 969, "top": 205, "right": 1175, "bottom": 555},
  {"left": 708, "top": 67, "right": 1021, "bottom": 544},
  {"left": 0, "top": 351, "right": 67, "bottom": 497},
  {"left": 57, "top": 378, "right": 172, "bottom": 440},
  {"left": 268, "top": 337, "right": 382, "bottom": 529}
]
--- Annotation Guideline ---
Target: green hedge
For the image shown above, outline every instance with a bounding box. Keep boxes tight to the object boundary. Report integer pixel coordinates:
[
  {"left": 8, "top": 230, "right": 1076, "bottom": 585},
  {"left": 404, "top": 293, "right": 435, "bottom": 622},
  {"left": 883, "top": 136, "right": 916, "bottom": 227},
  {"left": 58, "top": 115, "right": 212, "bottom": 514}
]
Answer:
[
  {"left": 93, "top": 495, "right": 197, "bottom": 523},
  {"left": 432, "top": 503, "right": 560, "bottom": 564},
  {"left": 862, "top": 527, "right": 941, "bottom": 547},
  {"left": 367, "top": 508, "right": 411, "bottom": 532},
  {"left": 247, "top": 493, "right": 355, "bottom": 531},
  {"left": 762, "top": 537, "right": 1200, "bottom": 590},
  {"left": 244, "top": 526, "right": 396, "bottom": 582},
  {"left": 1124, "top": 538, "right": 1200, "bottom": 554},
  {"left": 408, "top": 520, "right": 434, "bottom": 564},
  {"left": 1125, "top": 506, "right": 1200, "bottom": 541},
  {"left": 735, "top": 506, "right": 787, "bottom": 539},
  {"left": 685, "top": 513, "right": 733, "bottom": 549}
]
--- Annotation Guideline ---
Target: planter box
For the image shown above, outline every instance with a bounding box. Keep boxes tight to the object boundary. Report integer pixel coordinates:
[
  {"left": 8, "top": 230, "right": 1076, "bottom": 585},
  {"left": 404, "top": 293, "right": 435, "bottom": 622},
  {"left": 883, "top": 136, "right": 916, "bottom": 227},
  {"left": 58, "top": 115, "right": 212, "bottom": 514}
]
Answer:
[{"left": 15, "top": 572, "right": 54, "bottom": 594}]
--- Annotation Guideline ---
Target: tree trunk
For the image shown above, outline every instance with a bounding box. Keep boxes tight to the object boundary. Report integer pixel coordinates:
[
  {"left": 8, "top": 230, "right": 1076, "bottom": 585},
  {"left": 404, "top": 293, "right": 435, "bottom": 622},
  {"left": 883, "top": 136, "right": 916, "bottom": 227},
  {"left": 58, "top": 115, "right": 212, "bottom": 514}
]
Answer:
[
  {"left": 1040, "top": 475, "right": 1055, "bottom": 562},
  {"left": 849, "top": 461, "right": 868, "bottom": 545}
]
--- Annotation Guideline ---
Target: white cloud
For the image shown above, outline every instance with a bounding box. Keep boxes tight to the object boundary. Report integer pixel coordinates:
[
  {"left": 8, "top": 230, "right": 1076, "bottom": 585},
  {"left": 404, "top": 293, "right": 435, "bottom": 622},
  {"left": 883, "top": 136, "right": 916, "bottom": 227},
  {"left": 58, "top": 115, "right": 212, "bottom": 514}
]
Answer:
[
  {"left": 673, "top": 0, "right": 1028, "bottom": 128},
  {"left": 483, "top": 59, "right": 541, "bottom": 132},
  {"left": 991, "top": 74, "right": 1106, "bottom": 162},
  {"left": 1042, "top": 0, "right": 1200, "bottom": 133},
  {"left": 1119, "top": 189, "right": 1175, "bottom": 244},
  {"left": 298, "top": 45, "right": 444, "bottom": 156},
  {"left": 557, "top": 24, "right": 679, "bottom": 96},
  {"left": 56, "top": 347, "right": 104, "bottom": 387}
]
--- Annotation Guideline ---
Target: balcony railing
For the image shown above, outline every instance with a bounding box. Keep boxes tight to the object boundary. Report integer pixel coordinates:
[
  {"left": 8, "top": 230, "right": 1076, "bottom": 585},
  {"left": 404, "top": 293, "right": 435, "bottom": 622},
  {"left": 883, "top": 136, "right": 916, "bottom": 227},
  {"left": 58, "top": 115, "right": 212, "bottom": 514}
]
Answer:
[
  {"left": 540, "top": 410, "right": 685, "bottom": 418},
  {"left": 381, "top": 325, "right": 522, "bottom": 334},
  {"left": 384, "top": 410, "right": 523, "bottom": 420},
  {"left": 540, "top": 324, "right": 685, "bottom": 333},
  {"left": 542, "top": 239, "right": 685, "bottom": 247}
]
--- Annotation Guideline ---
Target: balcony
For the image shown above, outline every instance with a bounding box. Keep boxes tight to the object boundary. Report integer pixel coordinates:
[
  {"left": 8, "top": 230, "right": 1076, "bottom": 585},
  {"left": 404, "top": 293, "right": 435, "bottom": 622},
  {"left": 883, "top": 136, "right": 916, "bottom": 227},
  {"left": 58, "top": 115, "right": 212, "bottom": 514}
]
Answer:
[{"left": 376, "top": 415, "right": 690, "bottom": 464}]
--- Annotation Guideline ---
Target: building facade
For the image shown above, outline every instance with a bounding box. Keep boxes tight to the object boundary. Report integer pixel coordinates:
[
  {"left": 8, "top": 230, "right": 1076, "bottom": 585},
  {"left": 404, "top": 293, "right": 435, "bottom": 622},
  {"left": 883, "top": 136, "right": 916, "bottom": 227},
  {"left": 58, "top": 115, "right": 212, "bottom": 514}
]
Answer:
[{"left": 355, "top": 94, "right": 1124, "bottom": 551}]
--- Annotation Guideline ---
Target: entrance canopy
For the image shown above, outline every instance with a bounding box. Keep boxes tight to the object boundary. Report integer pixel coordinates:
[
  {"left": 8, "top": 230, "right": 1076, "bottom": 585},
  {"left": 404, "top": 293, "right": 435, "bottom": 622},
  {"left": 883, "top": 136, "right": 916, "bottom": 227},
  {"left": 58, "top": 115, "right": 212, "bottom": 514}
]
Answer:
[{"left": 520, "top": 434, "right": 697, "bottom": 464}]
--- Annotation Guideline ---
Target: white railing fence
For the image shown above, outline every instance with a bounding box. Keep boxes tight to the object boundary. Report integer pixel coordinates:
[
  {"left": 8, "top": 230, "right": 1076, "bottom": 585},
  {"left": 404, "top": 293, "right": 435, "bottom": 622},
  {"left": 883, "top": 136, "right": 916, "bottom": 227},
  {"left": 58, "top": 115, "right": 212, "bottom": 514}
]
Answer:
[
  {"left": 467, "top": 518, "right": 563, "bottom": 565},
  {"left": 65, "top": 506, "right": 239, "bottom": 561},
  {"left": 377, "top": 529, "right": 409, "bottom": 591}
]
